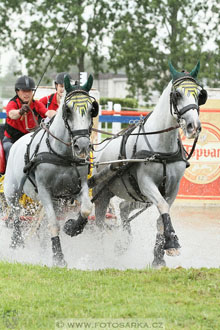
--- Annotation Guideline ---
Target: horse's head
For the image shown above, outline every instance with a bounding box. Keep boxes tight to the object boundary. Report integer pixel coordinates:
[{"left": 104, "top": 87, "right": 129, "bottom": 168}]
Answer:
[
  {"left": 62, "top": 74, "right": 99, "bottom": 159},
  {"left": 169, "top": 61, "right": 207, "bottom": 139}
]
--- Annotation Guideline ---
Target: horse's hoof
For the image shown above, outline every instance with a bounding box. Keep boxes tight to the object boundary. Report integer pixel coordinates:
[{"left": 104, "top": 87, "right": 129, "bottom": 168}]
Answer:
[
  {"left": 165, "top": 248, "right": 180, "bottom": 257},
  {"left": 164, "top": 233, "right": 181, "bottom": 250},
  {"left": 63, "top": 216, "right": 88, "bottom": 237},
  {"left": 152, "top": 259, "right": 166, "bottom": 269},
  {"left": 53, "top": 254, "right": 67, "bottom": 268}
]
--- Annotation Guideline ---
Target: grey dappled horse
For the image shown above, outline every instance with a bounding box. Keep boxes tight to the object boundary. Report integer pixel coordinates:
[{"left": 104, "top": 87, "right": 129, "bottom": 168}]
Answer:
[
  {"left": 3, "top": 74, "right": 99, "bottom": 267},
  {"left": 92, "top": 62, "right": 207, "bottom": 267}
]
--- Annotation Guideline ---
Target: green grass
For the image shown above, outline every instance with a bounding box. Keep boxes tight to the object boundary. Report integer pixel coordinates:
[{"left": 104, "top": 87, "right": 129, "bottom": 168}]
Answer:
[{"left": 0, "top": 262, "right": 219, "bottom": 329}]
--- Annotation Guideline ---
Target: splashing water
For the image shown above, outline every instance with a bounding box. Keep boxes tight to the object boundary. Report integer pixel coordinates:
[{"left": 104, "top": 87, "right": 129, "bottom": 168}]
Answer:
[{"left": 0, "top": 198, "right": 219, "bottom": 269}]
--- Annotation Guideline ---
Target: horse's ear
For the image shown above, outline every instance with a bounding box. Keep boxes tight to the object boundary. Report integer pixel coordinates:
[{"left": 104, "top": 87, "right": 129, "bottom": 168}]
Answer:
[
  {"left": 64, "top": 75, "right": 72, "bottom": 93},
  {"left": 82, "top": 74, "right": 93, "bottom": 92},
  {"left": 168, "top": 61, "right": 182, "bottom": 81},
  {"left": 190, "top": 61, "right": 200, "bottom": 79}
]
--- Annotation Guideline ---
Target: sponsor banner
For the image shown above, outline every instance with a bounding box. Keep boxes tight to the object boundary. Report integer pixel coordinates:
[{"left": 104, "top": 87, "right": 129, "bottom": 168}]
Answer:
[{"left": 178, "top": 109, "right": 220, "bottom": 202}]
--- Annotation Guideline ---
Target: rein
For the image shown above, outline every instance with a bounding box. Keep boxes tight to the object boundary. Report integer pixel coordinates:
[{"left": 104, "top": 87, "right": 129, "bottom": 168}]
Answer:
[
  {"left": 40, "top": 121, "right": 72, "bottom": 147},
  {"left": 92, "top": 119, "right": 180, "bottom": 151},
  {"left": 24, "top": 109, "right": 40, "bottom": 132},
  {"left": 92, "top": 123, "right": 180, "bottom": 138},
  {"left": 185, "top": 134, "right": 199, "bottom": 161}
]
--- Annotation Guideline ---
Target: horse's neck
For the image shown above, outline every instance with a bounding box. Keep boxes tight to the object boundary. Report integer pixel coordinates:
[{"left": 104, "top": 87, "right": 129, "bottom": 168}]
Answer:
[{"left": 139, "top": 82, "right": 179, "bottom": 153}]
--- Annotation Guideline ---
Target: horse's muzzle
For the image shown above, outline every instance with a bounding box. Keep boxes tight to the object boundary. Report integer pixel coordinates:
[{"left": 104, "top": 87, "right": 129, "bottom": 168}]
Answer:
[
  {"left": 72, "top": 137, "right": 91, "bottom": 158},
  {"left": 186, "top": 120, "right": 201, "bottom": 139}
]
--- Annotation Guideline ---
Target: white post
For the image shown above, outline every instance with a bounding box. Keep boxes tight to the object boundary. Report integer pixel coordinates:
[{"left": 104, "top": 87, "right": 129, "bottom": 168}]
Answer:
[
  {"left": 112, "top": 103, "right": 121, "bottom": 135},
  {"left": 80, "top": 72, "right": 88, "bottom": 85},
  {"left": 107, "top": 101, "right": 113, "bottom": 111},
  {"left": 106, "top": 101, "right": 113, "bottom": 136}
]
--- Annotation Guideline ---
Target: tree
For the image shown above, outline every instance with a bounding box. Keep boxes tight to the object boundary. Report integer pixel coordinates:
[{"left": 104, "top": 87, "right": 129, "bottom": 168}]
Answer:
[
  {"left": 109, "top": 0, "right": 220, "bottom": 102},
  {"left": 1, "top": 0, "right": 219, "bottom": 99},
  {"left": 0, "top": 0, "right": 23, "bottom": 47},
  {"left": 8, "top": 0, "right": 120, "bottom": 81}
]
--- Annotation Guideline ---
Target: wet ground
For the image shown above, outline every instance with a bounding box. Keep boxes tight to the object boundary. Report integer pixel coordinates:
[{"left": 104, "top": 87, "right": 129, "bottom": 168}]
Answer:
[{"left": 0, "top": 199, "right": 219, "bottom": 269}]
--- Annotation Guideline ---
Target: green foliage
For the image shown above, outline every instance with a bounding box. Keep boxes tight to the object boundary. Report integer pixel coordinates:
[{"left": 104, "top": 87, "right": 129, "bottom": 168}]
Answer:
[
  {"left": 0, "top": 262, "right": 220, "bottom": 329},
  {"left": 100, "top": 97, "right": 138, "bottom": 109},
  {"left": 0, "top": 1, "right": 23, "bottom": 48},
  {"left": 2, "top": 0, "right": 120, "bottom": 80},
  {"left": 0, "top": 0, "right": 220, "bottom": 102},
  {"left": 109, "top": 0, "right": 220, "bottom": 101}
]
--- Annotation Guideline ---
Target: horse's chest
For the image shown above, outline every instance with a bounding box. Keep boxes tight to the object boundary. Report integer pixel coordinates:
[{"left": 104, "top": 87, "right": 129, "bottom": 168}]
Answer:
[{"left": 50, "top": 167, "right": 81, "bottom": 198}]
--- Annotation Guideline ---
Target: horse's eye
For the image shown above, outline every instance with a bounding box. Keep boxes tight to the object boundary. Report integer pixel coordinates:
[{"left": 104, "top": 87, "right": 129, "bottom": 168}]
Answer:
[
  {"left": 176, "top": 91, "right": 182, "bottom": 99},
  {"left": 64, "top": 105, "right": 72, "bottom": 118}
]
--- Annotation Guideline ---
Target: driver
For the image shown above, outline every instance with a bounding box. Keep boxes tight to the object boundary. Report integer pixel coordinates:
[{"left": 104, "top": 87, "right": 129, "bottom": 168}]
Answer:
[
  {"left": 39, "top": 72, "right": 72, "bottom": 111},
  {"left": 2, "top": 75, "right": 57, "bottom": 162}
]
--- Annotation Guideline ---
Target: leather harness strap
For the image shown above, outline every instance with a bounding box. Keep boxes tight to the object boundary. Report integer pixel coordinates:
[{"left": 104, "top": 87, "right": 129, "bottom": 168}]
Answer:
[{"left": 117, "top": 112, "right": 189, "bottom": 201}]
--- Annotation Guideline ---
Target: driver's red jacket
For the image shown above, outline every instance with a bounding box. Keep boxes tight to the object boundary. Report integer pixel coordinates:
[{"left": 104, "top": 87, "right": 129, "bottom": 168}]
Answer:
[{"left": 4, "top": 95, "right": 47, "bottom": 142}]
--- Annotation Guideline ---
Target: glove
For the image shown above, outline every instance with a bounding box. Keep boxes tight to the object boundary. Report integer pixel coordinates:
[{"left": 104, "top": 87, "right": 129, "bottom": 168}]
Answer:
[{"left": 19, "top": 104, "right": 31, "bottom": 116}]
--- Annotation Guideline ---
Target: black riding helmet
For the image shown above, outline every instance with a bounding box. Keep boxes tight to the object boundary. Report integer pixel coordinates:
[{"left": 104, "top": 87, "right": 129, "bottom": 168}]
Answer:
[
  {"left": 55, "top": 72, "right": 72, "bottom": 85},
  {"left": 15, "top": 75, "right": 35, "bottom": 91}
]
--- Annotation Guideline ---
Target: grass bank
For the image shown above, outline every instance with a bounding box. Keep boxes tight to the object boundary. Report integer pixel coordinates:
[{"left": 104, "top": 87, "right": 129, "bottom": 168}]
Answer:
[{"left": 0, "top": 262, "right": 219, "bottom": 329}]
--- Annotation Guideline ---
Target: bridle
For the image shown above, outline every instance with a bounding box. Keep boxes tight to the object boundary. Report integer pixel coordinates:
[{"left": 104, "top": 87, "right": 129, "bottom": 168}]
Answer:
[
  {"left": 42, "top": 89, "right": 95, "bottom": 149},
  {"left": 170, "top": 76, "right": 203, "bottom": 122},
  {"left": 169, "top": 76, "right": 206, "bottom": 159},
  {"left": 62, "top": 90, "right": 92, "bottom": 143},
  {"left": 22, "top": 90, "right": 94, "bottom": 196}
]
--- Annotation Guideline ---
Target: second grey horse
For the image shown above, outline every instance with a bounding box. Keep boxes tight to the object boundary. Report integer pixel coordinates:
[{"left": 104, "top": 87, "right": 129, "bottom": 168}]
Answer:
[{"left": 91, "top": 62, "right": 207, "bottom": 267}]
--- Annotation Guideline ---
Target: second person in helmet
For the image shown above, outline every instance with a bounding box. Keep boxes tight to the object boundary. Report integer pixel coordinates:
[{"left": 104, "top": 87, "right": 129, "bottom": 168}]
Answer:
[{"left": 39, "top": 72, "right": 72, "bottom": 111}]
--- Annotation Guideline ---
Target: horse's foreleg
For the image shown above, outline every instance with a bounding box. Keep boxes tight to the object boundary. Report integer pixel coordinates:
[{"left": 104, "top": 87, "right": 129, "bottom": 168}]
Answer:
[
  {"left": 119, "top": 201, "right": 149, "bottom": 234},
  {"left": 10, "top": 213, "right": 24, "bottom": 248},
  {"left": 119, "top": 201, "right": 137, "bottom": 234},
  {"left": 63, "top": 183, "right": 92, "bottom": 237},
  {"left": 4, "top": 183, "right": 24, "bottom": 248},
  {"left": 94, "top": 188, "right": 112, "bottom": 229},
  {"left": 37, "top": 186, "right": 66, "bottom": 267},
  {"left": 80, "top": 183, "right": 93, "bottom": 218},
  {"left": 138, "top": 178, "right": 180, "bottom": 256},
  {"left": 156, "top": 191, "right": 181, "bottom": 255},
  {"left": 161, "top": 213, "right": 180, "bottom": 252},
  {"left": 6, "top": 195, "right": 24, "bottom": 248}
]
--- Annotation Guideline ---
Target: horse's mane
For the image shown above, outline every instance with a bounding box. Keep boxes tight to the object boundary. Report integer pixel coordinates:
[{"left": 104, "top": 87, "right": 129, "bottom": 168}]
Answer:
[
  {"left": 153, "top": 80, "right": 172, "bottom": 113},
  {"left": 57, "top": 90, "right": 66, "bottom": 113},
  {"left": 50, "top": 90, "right": 66, "bottom": 125}
]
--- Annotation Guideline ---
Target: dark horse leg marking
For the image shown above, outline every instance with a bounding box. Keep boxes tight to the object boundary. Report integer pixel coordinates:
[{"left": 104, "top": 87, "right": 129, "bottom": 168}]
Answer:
[
  {"left": 161, "top": 213, "right": 180, "bottom": 250},
  {"left": 51, "top": 236, "right": 66, "bottom": 267},
  {"left": 152, "top": 213, "right": 180, "bottom": 267},
  {"left": 63, "top": 214, "right": 88, "bottom": 237}
]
